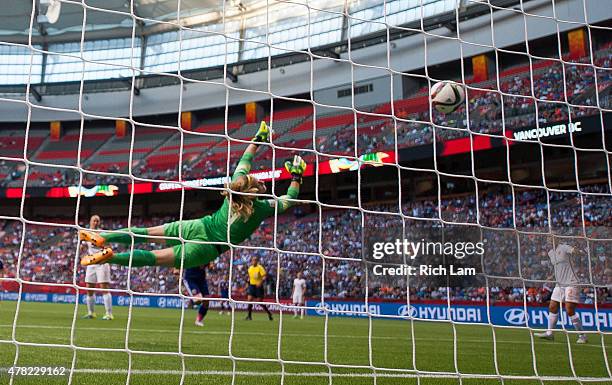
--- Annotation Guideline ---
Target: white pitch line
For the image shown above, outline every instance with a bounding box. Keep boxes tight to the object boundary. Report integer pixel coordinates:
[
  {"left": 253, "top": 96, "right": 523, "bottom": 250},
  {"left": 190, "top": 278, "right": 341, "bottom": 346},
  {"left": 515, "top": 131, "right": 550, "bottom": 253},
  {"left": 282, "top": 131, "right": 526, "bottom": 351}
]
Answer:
[
  {"left": 0, "top": 324, "right": 607, "bottom": 349},
  {"left": 0, "top": 367, "right": 609, "bottom": 382}
]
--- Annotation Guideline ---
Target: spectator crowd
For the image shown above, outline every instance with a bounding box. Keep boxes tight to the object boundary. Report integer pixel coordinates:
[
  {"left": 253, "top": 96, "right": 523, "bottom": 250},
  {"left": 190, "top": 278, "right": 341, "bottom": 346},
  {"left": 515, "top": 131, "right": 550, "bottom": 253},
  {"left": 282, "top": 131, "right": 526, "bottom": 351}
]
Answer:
[{"left": 0, "top": 182, "right": 609, "bottom": 306}]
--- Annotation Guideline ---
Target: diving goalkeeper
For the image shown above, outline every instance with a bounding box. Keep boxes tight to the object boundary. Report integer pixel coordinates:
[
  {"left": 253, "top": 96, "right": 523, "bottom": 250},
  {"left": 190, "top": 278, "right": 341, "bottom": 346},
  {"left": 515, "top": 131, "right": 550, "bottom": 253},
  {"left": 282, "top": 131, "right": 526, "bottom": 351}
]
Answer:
[{"left": 79, "top": 122, "right": 306, "bottom": 269}]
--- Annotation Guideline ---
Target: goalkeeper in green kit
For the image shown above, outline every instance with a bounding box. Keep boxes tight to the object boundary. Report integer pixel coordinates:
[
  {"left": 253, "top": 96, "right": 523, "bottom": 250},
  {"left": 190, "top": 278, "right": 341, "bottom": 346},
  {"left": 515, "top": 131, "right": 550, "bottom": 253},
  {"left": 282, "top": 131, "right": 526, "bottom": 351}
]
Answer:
[{"left": 80, "top": 121, "right": 307, "bottom": 269}]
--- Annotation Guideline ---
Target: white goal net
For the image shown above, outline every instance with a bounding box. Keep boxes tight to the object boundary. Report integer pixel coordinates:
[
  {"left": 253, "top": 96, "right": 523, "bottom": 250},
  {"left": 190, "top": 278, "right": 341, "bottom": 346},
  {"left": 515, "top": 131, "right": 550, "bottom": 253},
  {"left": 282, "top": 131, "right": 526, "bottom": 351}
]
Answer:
[{"left": 0, "top": 0, "right": 610, "bottom": 384}]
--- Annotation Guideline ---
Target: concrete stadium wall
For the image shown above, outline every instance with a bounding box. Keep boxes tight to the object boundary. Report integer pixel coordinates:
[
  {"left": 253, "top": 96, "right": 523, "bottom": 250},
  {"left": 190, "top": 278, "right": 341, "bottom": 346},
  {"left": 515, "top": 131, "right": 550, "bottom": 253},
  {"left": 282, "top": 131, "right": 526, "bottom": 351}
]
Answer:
[{"left": 0, "top": 0, "right": 609, "bottom": 122}]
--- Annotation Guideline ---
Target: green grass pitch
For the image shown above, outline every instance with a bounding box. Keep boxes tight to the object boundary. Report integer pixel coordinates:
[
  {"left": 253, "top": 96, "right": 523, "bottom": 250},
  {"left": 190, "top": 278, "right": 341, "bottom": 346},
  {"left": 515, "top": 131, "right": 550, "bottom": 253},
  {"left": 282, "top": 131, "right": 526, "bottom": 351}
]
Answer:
[{"left": 0, "top": 301, "right": 610, "bottom": 385}]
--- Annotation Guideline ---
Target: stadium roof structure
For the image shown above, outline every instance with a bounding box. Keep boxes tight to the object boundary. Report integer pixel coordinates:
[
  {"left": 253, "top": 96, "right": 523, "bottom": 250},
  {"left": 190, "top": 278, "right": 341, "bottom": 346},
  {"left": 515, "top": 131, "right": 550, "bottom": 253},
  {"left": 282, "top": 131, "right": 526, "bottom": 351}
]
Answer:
[
  {"left": 0, "top": 0, "right": 528, "bottom": 93},
  {"left": 2, "top": 0, "right": 234, "bottom": 39},
  {"left": 0, "top": 0, "right": 345, "bottom": 43}
]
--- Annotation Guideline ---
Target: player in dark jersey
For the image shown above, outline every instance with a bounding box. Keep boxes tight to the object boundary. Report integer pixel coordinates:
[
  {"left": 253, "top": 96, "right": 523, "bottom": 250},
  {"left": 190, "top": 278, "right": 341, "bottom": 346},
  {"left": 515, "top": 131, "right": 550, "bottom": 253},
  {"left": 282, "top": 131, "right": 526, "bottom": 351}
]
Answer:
[
  {"left": 217, "top": 278, "right": 230, "bottom": 315},
  {"left": 79, "top": 122, "right": 307, "bottom": 270},
  {"left": 183, "top": 265, "right": 210, "bottom": 327}
]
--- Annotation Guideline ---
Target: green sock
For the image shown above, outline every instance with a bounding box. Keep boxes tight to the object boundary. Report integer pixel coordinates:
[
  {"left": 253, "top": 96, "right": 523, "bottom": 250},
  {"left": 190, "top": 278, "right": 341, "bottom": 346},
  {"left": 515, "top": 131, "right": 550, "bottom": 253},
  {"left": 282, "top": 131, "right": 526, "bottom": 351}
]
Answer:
[
  {"left": 110, "top": 249, "right": 157, "bottom": 267},
  {"left": 101, "top": 227, "right": 149, "bottom": 245}
]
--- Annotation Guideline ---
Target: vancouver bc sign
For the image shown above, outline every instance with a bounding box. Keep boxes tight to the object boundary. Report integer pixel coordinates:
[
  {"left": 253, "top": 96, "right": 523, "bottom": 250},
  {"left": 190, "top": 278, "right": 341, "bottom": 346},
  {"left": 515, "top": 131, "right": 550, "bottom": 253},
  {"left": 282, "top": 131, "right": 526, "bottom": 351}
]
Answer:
[{"left": 510, "top": 121, "right": 583, "bottom": 141}]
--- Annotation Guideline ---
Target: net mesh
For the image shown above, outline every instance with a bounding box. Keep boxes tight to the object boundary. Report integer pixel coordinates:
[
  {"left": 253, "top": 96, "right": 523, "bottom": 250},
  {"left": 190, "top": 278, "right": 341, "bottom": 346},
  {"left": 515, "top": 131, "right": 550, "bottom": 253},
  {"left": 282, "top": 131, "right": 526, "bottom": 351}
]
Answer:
[{"left": 0, "top": 0, "right": 611, "bottom": 383}]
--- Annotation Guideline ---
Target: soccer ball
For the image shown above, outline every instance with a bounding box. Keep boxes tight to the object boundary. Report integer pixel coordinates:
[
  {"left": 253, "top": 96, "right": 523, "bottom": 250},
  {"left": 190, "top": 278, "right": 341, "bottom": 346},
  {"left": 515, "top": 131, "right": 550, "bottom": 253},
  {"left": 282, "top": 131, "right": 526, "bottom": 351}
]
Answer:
[{"left": 431, "top": 81, "right": 465, "bottom": 114}]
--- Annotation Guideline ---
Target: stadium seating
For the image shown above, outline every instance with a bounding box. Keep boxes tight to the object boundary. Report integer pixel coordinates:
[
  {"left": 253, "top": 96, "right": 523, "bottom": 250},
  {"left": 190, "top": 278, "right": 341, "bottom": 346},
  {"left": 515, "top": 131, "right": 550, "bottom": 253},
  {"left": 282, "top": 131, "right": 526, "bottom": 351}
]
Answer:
[{"left": 1, "top": 48, "right": 609, "bottom": 186}]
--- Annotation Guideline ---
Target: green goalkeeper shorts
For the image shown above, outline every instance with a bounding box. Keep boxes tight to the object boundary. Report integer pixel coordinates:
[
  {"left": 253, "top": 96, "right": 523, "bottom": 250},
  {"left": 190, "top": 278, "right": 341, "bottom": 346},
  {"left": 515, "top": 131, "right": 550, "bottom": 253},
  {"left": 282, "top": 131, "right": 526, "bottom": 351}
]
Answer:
[{"left": 163, "top": 219, "right": 219, "bottom": 268}]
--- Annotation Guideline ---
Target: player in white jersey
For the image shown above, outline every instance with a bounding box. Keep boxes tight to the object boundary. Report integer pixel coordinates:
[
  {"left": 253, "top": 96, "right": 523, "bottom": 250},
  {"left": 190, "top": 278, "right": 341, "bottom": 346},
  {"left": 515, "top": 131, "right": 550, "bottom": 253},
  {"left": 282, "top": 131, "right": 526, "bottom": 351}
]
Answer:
[
  {"left": 82, "top": 215, "right": 113, "bottom": 320},
  {"left": 535, "top": 243, "right": 586, "bottom": 343},
  {"left": 292, "top": 272, "right": 307, "bottom": 319}
]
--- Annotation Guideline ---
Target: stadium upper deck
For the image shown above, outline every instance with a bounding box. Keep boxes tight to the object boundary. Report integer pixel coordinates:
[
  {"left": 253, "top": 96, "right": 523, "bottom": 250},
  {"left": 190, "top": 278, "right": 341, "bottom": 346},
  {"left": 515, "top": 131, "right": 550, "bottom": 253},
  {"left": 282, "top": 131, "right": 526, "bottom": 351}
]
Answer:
[{"left": 1, "top": 46, "right": 609, "bottom": 187}]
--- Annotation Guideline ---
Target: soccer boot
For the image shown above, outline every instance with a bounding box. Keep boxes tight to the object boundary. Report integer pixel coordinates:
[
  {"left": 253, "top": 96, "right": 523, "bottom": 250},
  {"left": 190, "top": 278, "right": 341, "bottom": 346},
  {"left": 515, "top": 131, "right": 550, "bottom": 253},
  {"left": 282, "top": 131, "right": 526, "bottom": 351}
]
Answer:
[
  {"left": 82, "top": 313, "right": 96, "bottom": 319},
  {"left": 79, "top": 230, "right": 106, "bottom": 247},
  {"left": 81, "top": 248, "right": 114, "bottom": 266},
  {"left": 576, "top": 334, "right": 588, "bottom": 344},
  {"left": 534, "top": 332, "right": 554, "bottom": 341},
  {"left": 102, "top": 313, "right": 114, "bottom": 321}
]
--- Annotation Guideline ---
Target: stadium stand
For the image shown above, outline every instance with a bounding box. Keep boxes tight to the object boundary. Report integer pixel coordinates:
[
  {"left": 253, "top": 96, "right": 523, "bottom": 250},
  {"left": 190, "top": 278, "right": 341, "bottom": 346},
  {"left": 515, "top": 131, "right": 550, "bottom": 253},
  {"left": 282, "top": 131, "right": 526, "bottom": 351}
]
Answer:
[
  {"left": 1, "top": 182, "right": 609, "bottom": 303},
  {"left": 0, "top": 48, "right": 609, "bottom": 187}
]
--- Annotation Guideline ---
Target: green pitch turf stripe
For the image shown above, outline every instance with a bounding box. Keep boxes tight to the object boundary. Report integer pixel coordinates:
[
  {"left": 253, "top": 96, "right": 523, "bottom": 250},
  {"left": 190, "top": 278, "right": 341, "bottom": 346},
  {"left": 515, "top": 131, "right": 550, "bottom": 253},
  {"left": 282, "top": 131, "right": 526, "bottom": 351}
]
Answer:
[{"left": 0, "top": 323, "right": 607, "bottom": 349}]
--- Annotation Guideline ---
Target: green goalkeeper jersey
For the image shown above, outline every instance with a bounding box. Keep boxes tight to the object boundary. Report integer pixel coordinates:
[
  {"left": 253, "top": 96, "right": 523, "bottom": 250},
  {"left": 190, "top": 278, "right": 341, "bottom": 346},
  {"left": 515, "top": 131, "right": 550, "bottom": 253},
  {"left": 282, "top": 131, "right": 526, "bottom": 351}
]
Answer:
[{"left": 202, "top": 151, "right": 299, "bottom": 251}]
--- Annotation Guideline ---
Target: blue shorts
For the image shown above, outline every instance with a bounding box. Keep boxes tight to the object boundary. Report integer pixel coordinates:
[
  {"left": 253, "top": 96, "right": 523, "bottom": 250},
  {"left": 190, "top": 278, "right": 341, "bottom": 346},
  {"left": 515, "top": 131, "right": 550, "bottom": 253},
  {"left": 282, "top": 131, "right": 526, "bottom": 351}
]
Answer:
[{"left": 183, "top": 277, "right": 209, "bottom": 297}]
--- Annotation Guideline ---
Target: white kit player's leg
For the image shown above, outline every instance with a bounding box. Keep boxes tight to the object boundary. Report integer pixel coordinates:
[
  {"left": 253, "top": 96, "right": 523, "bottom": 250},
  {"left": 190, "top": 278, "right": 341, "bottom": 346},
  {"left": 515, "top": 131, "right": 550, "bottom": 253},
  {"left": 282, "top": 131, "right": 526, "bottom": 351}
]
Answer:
[
  {"left": 564, "top": 287, "right": 587, "bottom": 343},
  {"left": 293, "top": 294, "right": 304, "bottom": 319},
  {"left": 545, "top": 307, "right": 560, "bottom": 338},
  {"left": 571, "top": 314, "right": 587, "bottom": 343},
  {"left": 98, "top": 264, "right": 113, "bottom": 320},
  {"left": 292, "top": 294, "right": 301, "bottom": 318},
  {"left": 102, "top": 292, "right": 113, "bottom": 319},
  {"left": 86, "top": 295, "right": 96, "bottom": 317},
  {"left": 536, "top": 287, "right": 563, "bottom": 340},
  {"left": 84, "top": 266, "right": 98, "bottom": 319},
  {"left": 298, "top": 298, "right": 304, "bottom": 319}
]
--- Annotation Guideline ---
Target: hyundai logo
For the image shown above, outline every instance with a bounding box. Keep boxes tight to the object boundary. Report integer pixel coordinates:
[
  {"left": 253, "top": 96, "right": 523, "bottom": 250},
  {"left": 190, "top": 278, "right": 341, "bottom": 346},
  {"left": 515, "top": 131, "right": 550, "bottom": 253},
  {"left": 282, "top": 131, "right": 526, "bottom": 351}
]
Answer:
[
  {"left": 398, "top": 305, "right": 418, "bottom": 318},
  {"left": 504, "top": 308, "right": 528, "bottom": 325},
  {"left": 158, "top": 297, "right": 166, "bottom": 308},
  {"left": 314, "top": 302, "right": 329, "bottom": 316}
]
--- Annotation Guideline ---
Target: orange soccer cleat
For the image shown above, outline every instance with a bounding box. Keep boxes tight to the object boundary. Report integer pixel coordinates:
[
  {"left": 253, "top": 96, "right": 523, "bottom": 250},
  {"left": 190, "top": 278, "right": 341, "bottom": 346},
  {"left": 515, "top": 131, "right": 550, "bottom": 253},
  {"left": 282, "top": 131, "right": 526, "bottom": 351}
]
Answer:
[
  {"left": 81, "top": 248, "right": 114, "bottom": 266},
  {"left": 79, "top": 230, "right": 106, "bottom": 247}
]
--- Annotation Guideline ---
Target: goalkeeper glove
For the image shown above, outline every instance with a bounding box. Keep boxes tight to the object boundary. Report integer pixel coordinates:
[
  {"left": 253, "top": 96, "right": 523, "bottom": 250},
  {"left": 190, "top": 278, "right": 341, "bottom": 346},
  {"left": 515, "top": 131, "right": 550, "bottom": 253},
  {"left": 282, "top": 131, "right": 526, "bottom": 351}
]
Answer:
[
  {"left": 252, "top": 121, "right": 270, "bottom": 143},
  {"left": 285, "top": 155, "right": 307, "bottom": 183}
]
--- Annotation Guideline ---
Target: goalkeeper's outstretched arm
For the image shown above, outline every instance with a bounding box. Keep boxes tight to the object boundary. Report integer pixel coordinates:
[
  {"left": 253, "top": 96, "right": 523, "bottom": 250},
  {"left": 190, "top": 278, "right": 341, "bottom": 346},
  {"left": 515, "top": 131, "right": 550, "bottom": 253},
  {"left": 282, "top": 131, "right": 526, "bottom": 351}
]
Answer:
[
  {"left": 233, "top": 121, "right": 305, "bottom": 213},
  {"left": 232, "top": 120, "right": 270, "bottom": 181},
  {"left": 273, "top": 155, "right": 307, "bottom": 213},
  {"left": 275, "top": 180, "right": 301, "bottom": 213}
]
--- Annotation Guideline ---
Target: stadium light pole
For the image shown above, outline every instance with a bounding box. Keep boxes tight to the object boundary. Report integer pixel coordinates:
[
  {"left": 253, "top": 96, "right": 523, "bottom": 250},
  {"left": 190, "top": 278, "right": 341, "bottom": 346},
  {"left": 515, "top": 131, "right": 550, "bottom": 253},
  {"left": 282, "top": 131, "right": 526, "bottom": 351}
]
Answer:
[
  {"left": 226, "top": 70, "right": 238, "bottom": 83},
  {"left": 120, "top": 78, "right": 140, "bottom": 96},
  {"left": 340, "top": 0, "right": 350, "bottom": 42},
  {"left": 30, "top": 87, "right": 42, "bottom": 102}
]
